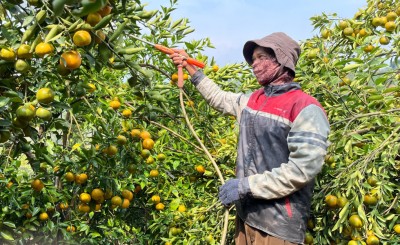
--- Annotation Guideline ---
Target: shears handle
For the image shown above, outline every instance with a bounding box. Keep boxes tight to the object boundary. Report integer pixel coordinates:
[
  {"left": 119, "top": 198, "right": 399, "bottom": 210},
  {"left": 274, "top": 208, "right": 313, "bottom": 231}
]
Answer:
[{"left": 154, "top": 44, "right": 205, "bottom": 69}]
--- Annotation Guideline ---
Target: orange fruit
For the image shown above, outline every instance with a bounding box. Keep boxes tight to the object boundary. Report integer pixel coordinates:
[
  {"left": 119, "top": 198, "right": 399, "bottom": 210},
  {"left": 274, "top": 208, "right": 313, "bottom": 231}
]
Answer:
[
  {"left": 364, "top": 45, "right": 374, "bottom": 53},
  {"left": 122, "top": 109, "right": 132, "bottom": 118},
  {"left": 358, "top": 28, "right": 367, "bottom": 37},
  {"left": 348, "top": 241, "right": 358, "bottom": 245},
  {"left": 120, "top": 198, "right": 130, "bottom": 209},
  {"left": 78, "top": 203, "right": 91, "bottom": 213},
  {"left": 97, "top": 5, "right": 112, "bottom": 17},
  {"left": 149, "top": 169, "right": 159, "bottom": 177},
  {"left": 212, "top": 65, "right": 219, "bottom": 72},
  {"left": 130, "top": 129, "right": 141, "bottom": 138},
  {"left": 36, "top": 107, "right": 52, "bottom": 121},
  {"left": 94, "top": 203, "right": 101, "bottom": 211},
  {"left": 134, "top": 185, "right": 141, "bottom": 193},
  {"left": 121, "top": 189, "right": 133, "bottom": 201},
  {"left": 339, "top": 20, "right": 349, "bottom": 29},
  {"left": 385, "top": 21, "right": 396, "bottom": 32},
  {"left": 142, "top": 138, "right": 155, "bottom": 150},
  {"left": 343, "top": 27, "right": 354, "bottom": 36},
  {"left": 195, "top": 165, "right": 205, "bottom": 174},
  {"left": 394, "top": 224, "right": 400, "bottom": 234},
  {"left": 104, "top": 189, "right": 113, "bottom": 199},
  {"left": 337, "top": 196, "right": 348, "bottom": 208},
  {"left": 35, "top": 42, "right": 54, "bottom": 57},
  {"left": 79, "top": 192, "right": 91, "bottom": 203},
  {"left": 75, "top": 173, "right": 88, "bottom": 184},
  {"left": 151, "top": 195, "right": 160, "bottom": 204},
  {"left": 379, "top": 36, "right": 390, "bottom": 45},
  {"left": 86, "top": 12, "right": 102, "bottom": 27},
  {"left": 367, "top": 176, "right": 378, "bottom": 186},
  {"left": 141, "top": 149, "right": 151, "bottom": 158},
  {"left": 109, "top": 100, "right": 121, "bottom": 110},
  {"left": 178, "top": 204, "right": 186, "bottom": 212},
  {"left": 155, "top": 202, "right": 165, "bottom": 210},
  {"left": 36, "top": 87, "right": 55, "bottom": 104},
  {"left": 127, "top": 164, "right": 135, "bottom": 174},
  {"left": 73, "top": 30, "right": 92, "bottom": 47},
  {"left": 304, "top": 232, "right": 313, "bottom": 244},
  {"left": 39, "top": 212, "right": 49, "bottom": 221},
  {"left": 103, "top": 145, "right": 118, "bottom": 156},
  {"left": 25, "top": 212, "right": 32, "bottom": 219},
  {"left": 321, "top": 29, "right": 331, "bottom": 39},
  {"left": 171, "top": 73, "right": 178, "bottom": 82},
  {"left": 65, "top": 172, "right": 75, "bottom": 182},
  {"left": 363, "top": 194, "right": 378, "bottom": 206},
  {"left": 87, "top": 83, "right": 96, "bottom": 93},
  {"left": 386, "top": 11, "right": 398, "bottom": 21},
  {"left": 366, "top": 235, "right": 379, "bottom": 245},
  {"left": 91, "top": 188, "right": 104, "bottom": 201},
  {"left": 16, "top": 105, "right": 35, "bottom": 121},
  {"left": 146, "top": 156, "right": 155, "bottom": 165},
  {"left": 59, "top": 202, "right": 69, "bottom": 210},
  {"left": 0, "top": 47, "right": 16, "bottom": 61},
  {"left": 349, "top": 214, "right": 363, "bottom": 229},
  {"left": 31, "top": 179, "right": 44, "bottom": 192},
  {"left": 325, "top": 194, "right": 338, "bottom": 208},
  {"left": 14, "top": 59, "right": 30, "bottom": 73},
  {"left": 116, "top": 135, "right": 127, "bottom": 145},
  {"left": 156, "top": 153, "right": 166, "bottom": 161},
  {"left": 111, "top": 196, "right": 122, "bottom": 206},
  {"left": 17, "top": 44, "right": 32, "bottom": 59},
  {"left": 66, "top": 225, "right": 76, "bottom": 232},
  {"left": 60, "top": 50, "right": 81, "bottom": 70},
  {"left": 140, "top": 130, "right": 151, "bottom": 140}
]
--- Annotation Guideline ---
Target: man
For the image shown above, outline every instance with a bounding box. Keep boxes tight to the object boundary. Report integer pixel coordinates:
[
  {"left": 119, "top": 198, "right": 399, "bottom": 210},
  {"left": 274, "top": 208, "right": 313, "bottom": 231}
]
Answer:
[{"left": 170, "top": 32, "right": 330, "bottom": 245}]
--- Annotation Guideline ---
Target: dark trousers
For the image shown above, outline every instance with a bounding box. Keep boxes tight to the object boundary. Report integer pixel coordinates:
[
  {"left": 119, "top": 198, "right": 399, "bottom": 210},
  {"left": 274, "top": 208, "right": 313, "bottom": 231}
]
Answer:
[{"left": 235, "top": 217, "right": 299, "bottom": 245}]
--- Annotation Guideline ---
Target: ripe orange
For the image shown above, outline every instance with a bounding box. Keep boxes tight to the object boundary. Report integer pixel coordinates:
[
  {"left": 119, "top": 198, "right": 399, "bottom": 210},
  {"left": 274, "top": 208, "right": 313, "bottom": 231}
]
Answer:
[
  {"left": 140, "top": 130, "right": 151, "bottom": 140},
  {"left": 212, "top": 65, "right": 219, "bottom": 72},
  {"left": 149, "top": 169, "right": 159, "bottom": 177},
  {"left": 121, "top": 189, "right": 134, "bottom": 201},
  {"left": 134, "top": 185, "right": 141, "bottom": 193},
  {"left": 195, "top": 165, "right": 205, "bottom": 174},
  {"left": 0, "top": 47, "right": 16, "bottom": 61},
  {"left": 65, "top": 172, "right": 75, "bottom": 182},
  {"left": 39, "top": 212, "right": 49, "bottom": 221},
  {"left": 17, "top": 44, "right": 32, "bottom": 59},
  {"left": 73, "top": 30, "right": 92, "bottom": 47},
  {"left": 35, "top": 42, "right": 54, "bottom": 57},
  {"left": 78, "top": 203, "right": 91, "bottom": 213},
  {"left": 94, "top": 203, "right": 101, "bottom": 211},
  {"left": 103, "top": 145, "right": 118, "bottom": 156},
  {"left": 79, "top": 192, "right": 91, "bottom": 203},
  {"left": 122, "top": 109, "right": 132, "bottom": 118},
  {"left": 111, "top": 196, "right": 122, "bottom": 206},
  {"left": 178, "top": 204, "right": 186, "bottom": 212},
  {"left": 304, "top": 232, "right": 313, "bottom": 244},
  {"left": 86, "top": 12, "right": 102, "bottom": 27},
  {"left": 358, "top": 28, "right": 367, "bottom": 37},
  {"left": 91, "top": 188, "right": 104, "bottom": 201},
  {"left": 36, "top": 88, "right": 55, "bottom": 104},
  {"left": 394, "top": 224, "right": 400, "bottom": 234},
  {"left": 385, "top": 21, "right": 396, "bottom": 32},
  {"left": 321, "top": 29, "right": 330, "bottom": 39},
  {"left": 75, "top": 173, "right": 88, "bottom": 184},
  {"left": 343, "top": 27, "right": 354, "bottom": 36},
  {"left": 325, "top": 194, "right": 338, "bottom": 208},
  {"left": 66, "top": 225, "right": 76, "bottom": 232},
  {"left": 59, "top": 202, "right": 69, "bottom": 210},
  {"left": 120, "top": 198, "right": 130, "bottom": 209},
  {"left": 155, "top": 202, "right": 165, "bottom": 210},
  {"left": 60, "top": 50, "right": 81, "bottom": 70},
  {"left": 171, "top": 73, "right": 178, "bottom": 82},
  {"left": 104, "top": 189, "right": 113, "bottom": 199},
  {"left": 142, "top": 138, "right": 154, "bottom": 150},
  {"left": 130, "top": 129, "right": 141, "bottom": 138},
  {"left": 364, "top": 45, "right": 374, "bottom": 53},
  {"left": 151, "top": 195, "right": 161, "bottom": 204},
  {"left": 109, "top": 100, "right": 121, "bottom": 110},
  {"left": 87, "top": 83, "right": 96, "bottom": 93},
  {"left": 31, "top": 179, "right": 44, "bottom": 192},
  {"left": 367, "top": 176, "right": 378, "bottom": 186},
  {"left": 337, "top": 196, "right": 348, "bottom": 208},
  {"left": 16, "top": 105, "right": 35, "bottom": 121},
  {"left": 386, "top": 11, "right": 398, "bottom": 21},
  {"left": 97, "top": 5, "right": 112, "bottom": 17},
  {"left": 349, "top": 214, "right": 363, "bottom": 229}
]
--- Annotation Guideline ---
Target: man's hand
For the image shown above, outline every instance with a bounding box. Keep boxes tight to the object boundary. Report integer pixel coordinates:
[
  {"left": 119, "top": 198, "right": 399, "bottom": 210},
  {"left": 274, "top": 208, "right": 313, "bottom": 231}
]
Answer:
[{"left": 218, "top": 179, "right": 241, "bottom": 206}]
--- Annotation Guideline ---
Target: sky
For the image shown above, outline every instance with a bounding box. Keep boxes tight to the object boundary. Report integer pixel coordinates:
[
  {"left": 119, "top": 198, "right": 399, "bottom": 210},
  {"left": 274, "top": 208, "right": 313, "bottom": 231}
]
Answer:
[{"left": 146, "top": 0, "right": 367, "bottom": 66}]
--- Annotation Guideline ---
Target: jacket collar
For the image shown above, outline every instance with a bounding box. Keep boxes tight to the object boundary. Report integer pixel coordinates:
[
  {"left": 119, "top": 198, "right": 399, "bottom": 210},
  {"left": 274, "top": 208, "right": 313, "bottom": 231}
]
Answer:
[{"left": 263, "top": 82, "right": 301, "bottom": 96}]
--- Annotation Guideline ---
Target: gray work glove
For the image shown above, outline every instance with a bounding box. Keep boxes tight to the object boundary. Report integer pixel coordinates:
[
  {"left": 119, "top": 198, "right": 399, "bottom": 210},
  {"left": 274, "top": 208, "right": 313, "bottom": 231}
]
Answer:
[{"left": 218, "top": 178, "right": 249, "bottom": 206}]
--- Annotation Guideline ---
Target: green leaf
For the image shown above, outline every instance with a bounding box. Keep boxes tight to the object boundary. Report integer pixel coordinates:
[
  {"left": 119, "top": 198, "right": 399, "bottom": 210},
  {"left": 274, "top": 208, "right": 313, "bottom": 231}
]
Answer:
[
  {"left": 0, "top": 231, "right": 14, "bottom": 241},
  {"left": 3, "top": 221, "right": 16, "bottom": 228},
  {"left": 169, "top": 198, "right": 180, "bottom": 211},
  {"left": 0, "top": 97, "right": 10, "bottom": 107}
]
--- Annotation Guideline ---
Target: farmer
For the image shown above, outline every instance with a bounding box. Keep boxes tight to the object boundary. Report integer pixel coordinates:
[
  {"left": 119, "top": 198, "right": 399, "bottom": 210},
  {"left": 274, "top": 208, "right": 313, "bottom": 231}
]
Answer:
[{"left": 169, "top": 32, "right": 330, "bottom": 245}]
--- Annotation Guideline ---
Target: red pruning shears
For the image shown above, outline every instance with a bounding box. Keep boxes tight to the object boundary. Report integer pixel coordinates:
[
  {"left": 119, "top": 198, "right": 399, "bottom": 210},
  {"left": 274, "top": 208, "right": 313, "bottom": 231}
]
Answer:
[{"left": 131, "top": 35, "right": 205, "bottom": 88}]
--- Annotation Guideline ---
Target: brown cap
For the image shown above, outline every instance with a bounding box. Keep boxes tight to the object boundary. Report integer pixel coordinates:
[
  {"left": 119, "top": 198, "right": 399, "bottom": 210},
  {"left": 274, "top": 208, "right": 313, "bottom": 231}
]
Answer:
[{"left": 243, "top": 32, "right": 301, "bottom": 74}]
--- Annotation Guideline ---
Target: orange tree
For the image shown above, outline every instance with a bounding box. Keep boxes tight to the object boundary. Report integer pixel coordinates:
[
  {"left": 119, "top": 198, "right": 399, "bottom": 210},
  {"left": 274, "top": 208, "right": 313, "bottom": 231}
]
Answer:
[
  {"left": 297, "top": 0, "right": 400, "bottom": 244},
  {"left": 0, "top": 0, "right": 258, "bottom": 244}
]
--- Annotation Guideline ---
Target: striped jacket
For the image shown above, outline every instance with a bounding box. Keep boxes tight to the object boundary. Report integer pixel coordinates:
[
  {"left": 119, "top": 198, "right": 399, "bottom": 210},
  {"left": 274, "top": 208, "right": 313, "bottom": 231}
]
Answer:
[{"left": 192, "top": 71, "right": 330, "bottom": 244}]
